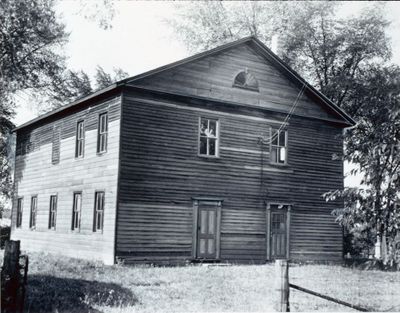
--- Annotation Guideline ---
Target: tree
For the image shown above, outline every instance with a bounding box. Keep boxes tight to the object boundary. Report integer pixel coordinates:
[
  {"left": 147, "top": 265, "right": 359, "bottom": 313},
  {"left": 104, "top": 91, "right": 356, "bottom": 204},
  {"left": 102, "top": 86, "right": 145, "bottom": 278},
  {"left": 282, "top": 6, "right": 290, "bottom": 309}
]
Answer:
[
  {"left": 326, "top": 65, "right": 400, "bottom": 262},
  {"left": 0, "top": 0, "right": 68, "bottom": 217},
  {"left": 94, "top": 66, "right": 129, "bottom": 90}
]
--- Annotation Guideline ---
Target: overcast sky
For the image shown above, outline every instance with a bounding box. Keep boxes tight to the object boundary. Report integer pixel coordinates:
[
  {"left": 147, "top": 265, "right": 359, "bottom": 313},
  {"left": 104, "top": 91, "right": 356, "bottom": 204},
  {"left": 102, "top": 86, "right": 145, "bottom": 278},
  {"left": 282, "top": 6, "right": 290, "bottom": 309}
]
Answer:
[{"left": 12, "top": 1, "right": 400, "bottom": 187}]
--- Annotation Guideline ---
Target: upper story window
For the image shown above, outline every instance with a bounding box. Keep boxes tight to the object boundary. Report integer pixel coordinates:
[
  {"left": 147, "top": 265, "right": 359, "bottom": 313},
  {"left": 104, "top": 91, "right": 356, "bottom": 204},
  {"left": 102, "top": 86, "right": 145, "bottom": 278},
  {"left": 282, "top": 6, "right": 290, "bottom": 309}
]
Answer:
[
  {"left": 16, "top": 197, "right": 23, "bottom": 228},
  {"left": 199, "top": 117, "right": 219, "bottom": 157},
  {"left": 233, "top": 69, "right": 259, "bottom": 91},
  {"left": 97, "top": 113, "right": 108, "bottom": 154},
  {"left": 75, "top": 120, "right": 85, "bottom": 158},
  {"left": 48, "top": 195, "right": 57, "bottom": 230},
  {"left": 29, "top": 196, "right": 37, "bottom": 230},
  {"left": 270, "top": 128, "right": 287, "bottom": 164},
  {"left": 72, "top": 192, "right": 82, "bottom": 231},
  {"left": 93, "top": 191, "right": 105, "bottom": 232}
]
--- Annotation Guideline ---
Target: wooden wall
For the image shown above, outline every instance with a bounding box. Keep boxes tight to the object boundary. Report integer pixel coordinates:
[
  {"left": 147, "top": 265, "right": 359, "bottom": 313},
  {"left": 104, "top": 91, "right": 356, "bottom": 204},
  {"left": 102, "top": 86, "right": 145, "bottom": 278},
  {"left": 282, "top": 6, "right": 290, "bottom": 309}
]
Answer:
[
  {"left": 11, "top": 95, "right": 121, "bottom": 264},
  {"left": 116, "top": 89, "right": 344, "bottom": 263},
  {"left": 130, "top": 42, "right": 344, "bottom": 124}
]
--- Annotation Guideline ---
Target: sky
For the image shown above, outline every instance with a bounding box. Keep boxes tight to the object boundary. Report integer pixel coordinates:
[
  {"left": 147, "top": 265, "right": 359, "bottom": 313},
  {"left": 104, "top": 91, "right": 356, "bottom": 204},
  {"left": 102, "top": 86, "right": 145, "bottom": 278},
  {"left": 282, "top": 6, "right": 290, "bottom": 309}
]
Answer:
[{"left": 12, "top": 0, "right": 400, "bottom": 187}]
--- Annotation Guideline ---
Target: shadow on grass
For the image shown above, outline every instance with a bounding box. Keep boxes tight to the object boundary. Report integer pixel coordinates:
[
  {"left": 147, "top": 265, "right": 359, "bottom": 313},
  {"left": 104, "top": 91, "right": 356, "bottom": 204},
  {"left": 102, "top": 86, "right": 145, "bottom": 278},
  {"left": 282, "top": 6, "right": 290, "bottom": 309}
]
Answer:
[{"left": 25, "top": 274, "right": 137, "bottom": 313}]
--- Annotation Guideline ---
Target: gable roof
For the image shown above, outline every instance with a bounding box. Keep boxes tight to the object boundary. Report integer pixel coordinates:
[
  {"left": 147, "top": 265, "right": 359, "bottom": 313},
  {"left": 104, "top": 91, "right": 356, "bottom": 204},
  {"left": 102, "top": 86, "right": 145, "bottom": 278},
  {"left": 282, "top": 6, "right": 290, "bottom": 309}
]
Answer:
[{"left": 14, "top": 36, "right": 355, "bottom": 132}]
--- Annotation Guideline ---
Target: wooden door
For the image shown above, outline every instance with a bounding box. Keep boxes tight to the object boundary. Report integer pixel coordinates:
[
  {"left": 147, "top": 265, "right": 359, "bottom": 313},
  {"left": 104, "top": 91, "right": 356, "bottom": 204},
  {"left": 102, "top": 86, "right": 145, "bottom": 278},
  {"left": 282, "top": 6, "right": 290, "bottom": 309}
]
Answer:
[
  {"left": 271, "top": 212, "right": 287, "bottom": 259},
  {"left": 197, "top": 206, "right": 217, "bottom": 259}
]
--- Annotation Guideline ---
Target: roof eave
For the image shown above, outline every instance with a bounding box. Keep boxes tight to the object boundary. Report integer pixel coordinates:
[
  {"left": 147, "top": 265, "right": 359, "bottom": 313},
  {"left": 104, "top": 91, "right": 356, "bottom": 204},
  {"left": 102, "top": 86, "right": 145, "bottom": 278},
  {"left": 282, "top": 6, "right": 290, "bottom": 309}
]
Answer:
[{"left": 12, "top": 83, "right": 123, "bottom": 132}]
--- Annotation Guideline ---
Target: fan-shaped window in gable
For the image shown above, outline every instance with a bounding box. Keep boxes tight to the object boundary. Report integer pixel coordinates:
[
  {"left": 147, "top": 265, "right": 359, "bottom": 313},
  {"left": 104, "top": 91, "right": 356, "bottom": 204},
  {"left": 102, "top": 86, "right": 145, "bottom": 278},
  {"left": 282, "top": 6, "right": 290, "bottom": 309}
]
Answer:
[{"left": 233, "top": 70, "right": 259, "bottom": 91}]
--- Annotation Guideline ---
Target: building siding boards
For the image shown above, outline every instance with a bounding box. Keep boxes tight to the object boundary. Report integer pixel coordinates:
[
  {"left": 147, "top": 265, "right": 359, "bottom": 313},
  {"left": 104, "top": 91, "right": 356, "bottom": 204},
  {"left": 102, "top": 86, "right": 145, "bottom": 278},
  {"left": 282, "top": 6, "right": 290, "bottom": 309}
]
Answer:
[
  {"left": 11, "top": 96, "right": 121, "bottom": 264},
  {"left": 11, "top": 38, "right": 349, "bottom": 265},
  {"left": 130, "top": 42, "right": 338, "bottom": 123},
  {"left": 116, "top": 90, "right": 344, "bottom": 263}
]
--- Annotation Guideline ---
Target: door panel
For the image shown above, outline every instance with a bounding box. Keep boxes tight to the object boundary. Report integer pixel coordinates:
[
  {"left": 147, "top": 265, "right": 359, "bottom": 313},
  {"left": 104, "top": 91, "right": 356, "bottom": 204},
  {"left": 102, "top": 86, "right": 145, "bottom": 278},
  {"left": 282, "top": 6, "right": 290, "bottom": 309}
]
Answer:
[
  {"left": 271, "top": 212, "right": 287, "bottom": 259},
  {"left": 197, "top": 207, "right": 217, "bottom": 259}
]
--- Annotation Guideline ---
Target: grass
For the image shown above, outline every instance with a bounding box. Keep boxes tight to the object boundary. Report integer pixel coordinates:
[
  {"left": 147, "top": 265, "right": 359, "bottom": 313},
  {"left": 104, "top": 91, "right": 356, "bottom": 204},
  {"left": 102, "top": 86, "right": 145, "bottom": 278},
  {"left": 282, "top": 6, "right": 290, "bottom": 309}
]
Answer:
[{"left": 1, "top": 251, "right": 400, "bottom": 312}]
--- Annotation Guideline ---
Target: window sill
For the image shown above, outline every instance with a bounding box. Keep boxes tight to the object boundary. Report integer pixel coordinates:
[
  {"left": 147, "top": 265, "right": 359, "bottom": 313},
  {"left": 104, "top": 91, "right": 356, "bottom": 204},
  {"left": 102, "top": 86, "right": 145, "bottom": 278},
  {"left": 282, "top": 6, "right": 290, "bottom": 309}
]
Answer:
[
  {"left": 197, "top": 154, "right": 220, "bottom": 159},
  {"left": 96, "top": 151, "right": 107, "bottom": 156},
  {"left": 232, "top": 84, "right": 259, "bottom": 92},
  {"left": 269, "top": 162, "right": 290, "bottom": 167}
]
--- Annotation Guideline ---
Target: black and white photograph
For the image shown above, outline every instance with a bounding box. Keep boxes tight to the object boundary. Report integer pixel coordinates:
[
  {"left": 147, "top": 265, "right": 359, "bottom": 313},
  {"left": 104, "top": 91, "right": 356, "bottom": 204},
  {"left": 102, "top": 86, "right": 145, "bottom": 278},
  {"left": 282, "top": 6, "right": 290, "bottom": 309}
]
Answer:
[{"left": 1, "top": 1, "right": 400, "bottom": 312}]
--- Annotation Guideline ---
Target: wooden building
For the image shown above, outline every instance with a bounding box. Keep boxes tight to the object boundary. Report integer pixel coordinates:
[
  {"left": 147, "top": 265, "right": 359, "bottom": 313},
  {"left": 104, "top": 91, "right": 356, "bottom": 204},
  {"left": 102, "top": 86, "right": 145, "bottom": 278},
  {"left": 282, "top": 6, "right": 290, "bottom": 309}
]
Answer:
[{"left": 10, "top": 37, "right": 355, "bottom": 265}]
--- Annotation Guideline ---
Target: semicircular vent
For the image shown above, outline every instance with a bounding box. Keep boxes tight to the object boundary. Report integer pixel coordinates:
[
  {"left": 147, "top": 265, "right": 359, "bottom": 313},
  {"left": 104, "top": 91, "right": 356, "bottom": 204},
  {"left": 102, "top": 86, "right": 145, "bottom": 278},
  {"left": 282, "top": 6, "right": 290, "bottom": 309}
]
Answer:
[{"left": 233, "top": 69, "right": 259, "bottom": 91}]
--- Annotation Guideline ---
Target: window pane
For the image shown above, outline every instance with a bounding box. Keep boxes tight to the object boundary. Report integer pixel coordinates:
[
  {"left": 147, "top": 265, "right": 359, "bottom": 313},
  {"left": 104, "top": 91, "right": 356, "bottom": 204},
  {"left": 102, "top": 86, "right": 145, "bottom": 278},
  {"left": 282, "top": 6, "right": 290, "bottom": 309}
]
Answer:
[
  {"left": 279, "top": 131, "right": 286, "bottom": 146},
  {"left": 78, "top": 122, "right": 83, "bottom": 139},
  {"left": 279, "top": 147, "right": 286, "bottom": 163},
  {"left": 209, "top": 139, "right": 216, "bottom": 156},
  {"left": 199, "top": 137, "right": 207, "bottom": 155},
  {"left": 97, "top": 211, "right": 102, "bottom": 230},
  {"left": 200, "top": 119, "right": 208, "bottom": 136},
  {"left": 235, "top": 72, "right": 246, "bottom": 86},
  {"left": 271, "top": 129, "right": 278, "bottom": 145},
  {"left": 271, "top": 147, "right": 278, "bottom": 163},
  {"left": 208, "top": 121, "right": 217, "bottom": 137}
]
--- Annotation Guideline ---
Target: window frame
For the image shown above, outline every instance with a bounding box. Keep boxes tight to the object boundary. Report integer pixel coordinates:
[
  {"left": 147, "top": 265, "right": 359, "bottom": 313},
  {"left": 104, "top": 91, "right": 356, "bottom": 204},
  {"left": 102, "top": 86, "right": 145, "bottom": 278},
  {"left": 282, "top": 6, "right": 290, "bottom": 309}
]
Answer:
[
  {"left": 232, "top": 70, "right": 259, "bottom": 92},
  {"left": 29, "top": 195, "right": 38, "bottom": 230},
  {"left": 75, "top": 120, "right": 85, "bottom": 158},
  {"left": 71, "top": 192, "right": 82, "bottom": 231},
  {"left": 16, "top": 197, "right": 23, "bottom": 228},
  {"left": 270, "top": 127, "right": 288, "bottom": 165},
  {"left": 93, "top": 191, "right": 105, "bottom": 233},
  {"left": 48, "top": 195, "right": 58, "bottom": 230},
  {"left": 198, "top": 117, "right": 220, "bottom": 158},
  {"left": 97, "top": 112, "right": 108, "bottom": 154}
]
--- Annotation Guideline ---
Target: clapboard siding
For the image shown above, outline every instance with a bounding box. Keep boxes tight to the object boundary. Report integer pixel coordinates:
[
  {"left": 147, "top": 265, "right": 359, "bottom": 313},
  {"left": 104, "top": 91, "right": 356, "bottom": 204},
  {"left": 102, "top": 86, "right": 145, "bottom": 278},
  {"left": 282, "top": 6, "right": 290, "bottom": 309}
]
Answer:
[
  {"left": 130, "top": 42, "right": 340, "bottom": 123},
  {"left": 11, "top": 96, "right": 122, "bottom": 264},
  {"left": 116, "top": 88, "right": 344, "bottom": 263},
  {"left": 11, "top": 38, "right": 349, "bottom": 265}
]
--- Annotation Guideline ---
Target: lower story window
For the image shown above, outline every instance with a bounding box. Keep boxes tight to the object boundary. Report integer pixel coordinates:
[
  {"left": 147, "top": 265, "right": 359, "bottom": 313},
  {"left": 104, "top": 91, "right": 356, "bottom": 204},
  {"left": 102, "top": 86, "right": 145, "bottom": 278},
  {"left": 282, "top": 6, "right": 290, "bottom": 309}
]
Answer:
[
  {"left": 93, "top": 191, "right": 105, "bottom": 232},
  {"left": 72, "top": 192, "right": 82, "bottom": 231},
  {"left": 16, "top": 197, "right": 23, "bottom": 228},
  {"left": 29, "top": 196, "right": 37, "bottom": 230},
  {"left": 49, "top": 195, "right": 57, "bottom": 230}
]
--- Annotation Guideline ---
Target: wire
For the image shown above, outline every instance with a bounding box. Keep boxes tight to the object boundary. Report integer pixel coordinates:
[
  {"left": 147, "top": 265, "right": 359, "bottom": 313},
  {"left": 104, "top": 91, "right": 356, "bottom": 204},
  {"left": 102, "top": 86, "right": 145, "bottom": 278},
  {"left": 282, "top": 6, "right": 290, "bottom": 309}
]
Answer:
[{"left": 261, "top": 83, "right": 306, "bottom": 144}]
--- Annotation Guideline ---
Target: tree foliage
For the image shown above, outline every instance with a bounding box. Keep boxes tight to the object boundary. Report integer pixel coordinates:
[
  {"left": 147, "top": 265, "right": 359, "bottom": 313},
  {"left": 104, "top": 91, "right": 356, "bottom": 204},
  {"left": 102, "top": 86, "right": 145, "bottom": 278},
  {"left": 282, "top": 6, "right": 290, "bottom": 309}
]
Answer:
[
  {"left": 326, "top": 65, "right": 400, "bottom": 253},
  {"left": 0, "top": 0, "right": 67, "bottom": 216},
  {"left": 35, "top": 66, "right": 129, "bottom": 113}
]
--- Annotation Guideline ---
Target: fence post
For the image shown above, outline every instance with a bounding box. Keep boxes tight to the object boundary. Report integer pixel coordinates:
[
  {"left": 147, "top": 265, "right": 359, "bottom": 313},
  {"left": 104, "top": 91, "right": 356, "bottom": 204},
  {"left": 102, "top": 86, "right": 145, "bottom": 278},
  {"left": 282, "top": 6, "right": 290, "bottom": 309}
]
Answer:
[{"left": 275, "top": 259, "right": 290, "bottom": 312}]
